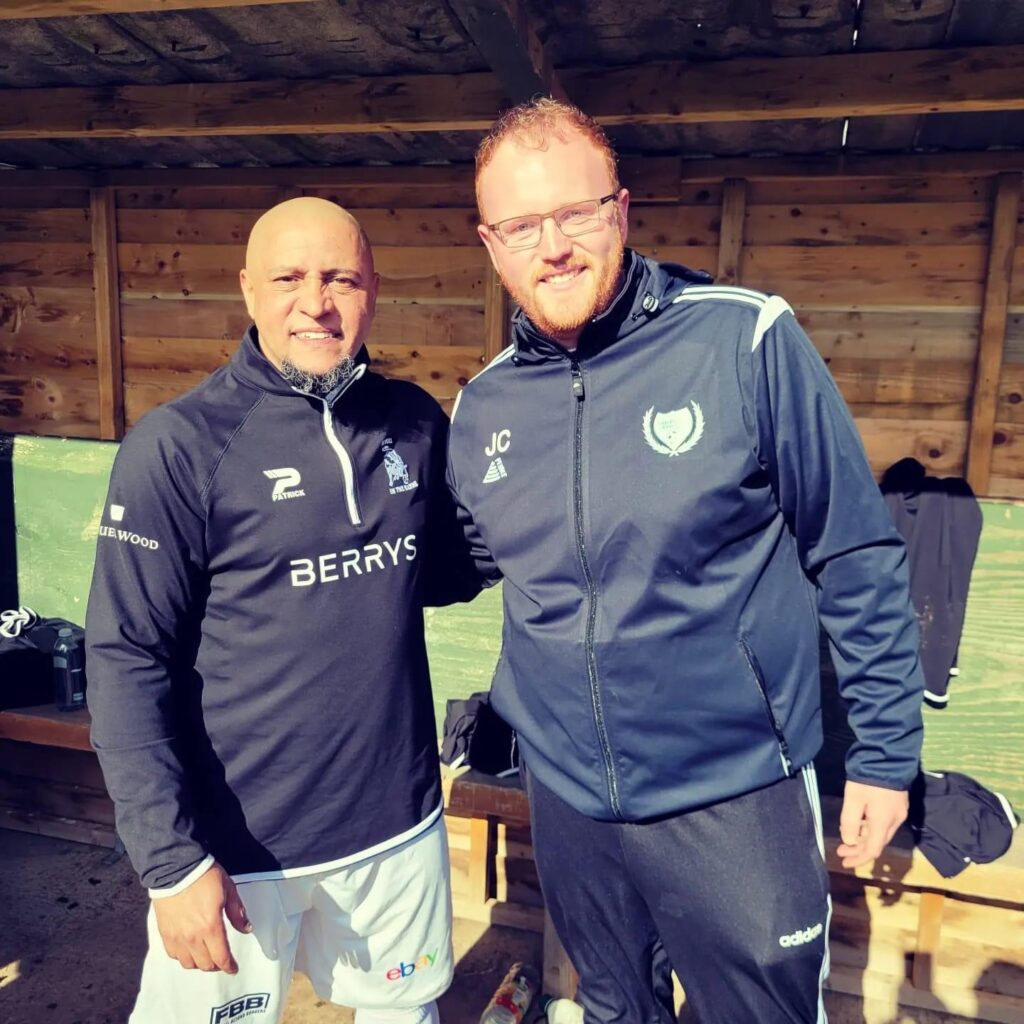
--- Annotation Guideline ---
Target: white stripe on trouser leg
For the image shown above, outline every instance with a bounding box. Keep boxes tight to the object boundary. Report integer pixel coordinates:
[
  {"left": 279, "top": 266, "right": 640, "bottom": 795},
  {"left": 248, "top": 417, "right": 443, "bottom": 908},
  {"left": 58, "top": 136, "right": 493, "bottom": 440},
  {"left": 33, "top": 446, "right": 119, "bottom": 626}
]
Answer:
[
  {"left": 354, "top": 1002, "right": 440, "bottom": 1024},
  {"left": 800, "top": 763, "right": 831, "bottom": 1023},
  {"left": 129, "top": 881, "right": 302, "bottom": 1024}
]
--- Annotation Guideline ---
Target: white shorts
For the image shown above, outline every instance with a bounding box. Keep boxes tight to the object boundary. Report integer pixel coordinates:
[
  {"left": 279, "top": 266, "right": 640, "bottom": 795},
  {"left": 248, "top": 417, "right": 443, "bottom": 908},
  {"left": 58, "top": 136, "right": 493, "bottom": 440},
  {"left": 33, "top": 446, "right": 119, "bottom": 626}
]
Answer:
[{"left": 129, "top": 816, "right": 453, "bottom": 1024}]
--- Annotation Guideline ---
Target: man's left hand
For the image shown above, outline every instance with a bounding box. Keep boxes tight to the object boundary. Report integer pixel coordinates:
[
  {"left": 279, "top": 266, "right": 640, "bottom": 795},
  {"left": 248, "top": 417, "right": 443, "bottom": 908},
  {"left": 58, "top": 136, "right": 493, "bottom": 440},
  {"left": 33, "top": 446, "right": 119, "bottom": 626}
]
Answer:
[{"left": 836, "top": 780, "right": 909, "bottom": 869}]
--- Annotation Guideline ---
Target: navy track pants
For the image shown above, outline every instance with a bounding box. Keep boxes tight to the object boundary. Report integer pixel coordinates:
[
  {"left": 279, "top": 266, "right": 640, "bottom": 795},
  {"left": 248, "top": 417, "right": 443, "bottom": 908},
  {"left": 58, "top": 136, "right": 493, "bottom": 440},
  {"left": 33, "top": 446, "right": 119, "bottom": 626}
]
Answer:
[{"left": 524, "top": 765, "right": 832, "bottom": 1024}]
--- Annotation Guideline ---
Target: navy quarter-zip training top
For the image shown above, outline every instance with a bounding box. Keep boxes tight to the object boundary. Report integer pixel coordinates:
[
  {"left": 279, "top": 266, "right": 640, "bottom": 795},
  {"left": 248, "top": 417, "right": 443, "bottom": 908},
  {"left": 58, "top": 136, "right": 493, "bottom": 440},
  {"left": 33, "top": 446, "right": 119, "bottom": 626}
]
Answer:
[
  {"left": 447, "top": 250, "right": 925, "bottom": 822},
  {"left": 87, "top": 329, "right": 473, "bottom": 891}
]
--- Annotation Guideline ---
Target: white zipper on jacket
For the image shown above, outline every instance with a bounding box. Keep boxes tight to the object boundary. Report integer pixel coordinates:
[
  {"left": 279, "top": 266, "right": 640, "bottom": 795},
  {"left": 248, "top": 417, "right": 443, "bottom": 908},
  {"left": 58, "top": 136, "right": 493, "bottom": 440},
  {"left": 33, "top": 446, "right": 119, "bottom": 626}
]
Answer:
[
  {"left": 319, "top": 401, "right": 362, "bottom": 527},
  {"left": 296, "top": 365, "right": 366, "bottom": 529}
]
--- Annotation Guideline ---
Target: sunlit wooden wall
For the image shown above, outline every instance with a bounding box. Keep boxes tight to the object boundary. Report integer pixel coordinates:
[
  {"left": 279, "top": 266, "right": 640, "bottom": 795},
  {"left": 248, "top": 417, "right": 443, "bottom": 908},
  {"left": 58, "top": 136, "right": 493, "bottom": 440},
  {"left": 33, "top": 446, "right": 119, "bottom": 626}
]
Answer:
[{"left": 1, "top": 162, "right": 1021, "bottom": 496}]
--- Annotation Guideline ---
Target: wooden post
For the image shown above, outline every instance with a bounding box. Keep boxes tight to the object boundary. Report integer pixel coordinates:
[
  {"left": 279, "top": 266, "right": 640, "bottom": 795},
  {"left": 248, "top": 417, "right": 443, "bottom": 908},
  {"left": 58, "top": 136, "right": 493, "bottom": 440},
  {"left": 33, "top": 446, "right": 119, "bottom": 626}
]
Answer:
[
  {"left": 483, "top": 264, "right": 510, "bottom": 363},
  {"left": 966, "top": 172, "right": 1021, "bottom": 495},
  {"left": 90, "top": 187, "right": 124, "bottom": 440},
  {"left": 911, "top": 890, "right": 946, "bottom": 991},
  {"left": 716, "top": 178, "right": 747, "bottom": 286},
  {"left": 542, "top": 908, "right": 578, "bottom": 999},
  {"left": 468, "top": 815, "right": 496, "bottom": 905}
]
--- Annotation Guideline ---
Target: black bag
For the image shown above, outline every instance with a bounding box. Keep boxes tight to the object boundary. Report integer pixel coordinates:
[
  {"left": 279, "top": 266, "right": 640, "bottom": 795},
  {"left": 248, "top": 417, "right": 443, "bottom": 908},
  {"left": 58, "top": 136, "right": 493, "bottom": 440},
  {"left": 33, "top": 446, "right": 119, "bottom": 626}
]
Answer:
[
  {"left": 441, "top": 691, "right": 519, "bottom": 776},
  {"left": 0, "top": 607, "right": 86, "bottom": 710}
]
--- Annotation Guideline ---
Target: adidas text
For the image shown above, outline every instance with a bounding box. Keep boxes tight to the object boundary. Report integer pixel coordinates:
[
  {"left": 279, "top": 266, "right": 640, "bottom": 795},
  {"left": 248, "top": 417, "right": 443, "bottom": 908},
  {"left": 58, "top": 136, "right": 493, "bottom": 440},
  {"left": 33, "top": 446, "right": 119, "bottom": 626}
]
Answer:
[{"left": 778, "top": 923, "right": 823, "bottom": 948}]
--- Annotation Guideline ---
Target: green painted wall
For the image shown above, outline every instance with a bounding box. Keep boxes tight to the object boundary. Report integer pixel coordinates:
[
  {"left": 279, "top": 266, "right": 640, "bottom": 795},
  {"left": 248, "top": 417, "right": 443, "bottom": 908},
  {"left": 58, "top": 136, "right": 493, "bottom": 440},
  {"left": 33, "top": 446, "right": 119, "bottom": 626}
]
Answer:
[
  {"left": 6, "top": 435, "right": 1022, "bottom": 810},
  {"left": 11, "top": 435, "right": 116, "bottom": 624}
]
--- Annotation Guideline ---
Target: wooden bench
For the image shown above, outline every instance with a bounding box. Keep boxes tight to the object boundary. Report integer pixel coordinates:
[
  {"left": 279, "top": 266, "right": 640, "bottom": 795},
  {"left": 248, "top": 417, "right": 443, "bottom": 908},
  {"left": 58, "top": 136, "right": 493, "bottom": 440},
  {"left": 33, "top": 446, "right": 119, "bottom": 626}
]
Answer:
[
  {"left": 0, "top": 703, "right": 118, "bottom": 847},
  {"left": 446, "top": 770, "right": 1024, "bottom": 1023}
]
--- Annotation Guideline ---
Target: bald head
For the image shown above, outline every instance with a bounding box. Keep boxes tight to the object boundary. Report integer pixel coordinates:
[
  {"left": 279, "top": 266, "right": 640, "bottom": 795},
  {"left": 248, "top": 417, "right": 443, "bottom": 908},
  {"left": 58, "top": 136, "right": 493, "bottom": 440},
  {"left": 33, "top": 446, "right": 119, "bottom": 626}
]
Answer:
[
  {"left": 245, "top": 197, "right": 373, "bottom": 274},
  {"left": 239, "top": 197, "right": 379, "bottom": 379}
]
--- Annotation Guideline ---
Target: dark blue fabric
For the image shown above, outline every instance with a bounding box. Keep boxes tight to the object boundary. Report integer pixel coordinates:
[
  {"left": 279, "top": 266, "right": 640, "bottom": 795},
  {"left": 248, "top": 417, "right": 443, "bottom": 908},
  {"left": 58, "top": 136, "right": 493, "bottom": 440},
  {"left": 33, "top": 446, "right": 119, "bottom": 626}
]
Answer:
[
  {"left": 447, "top": 250, "right": 925, "bottom": 823},
  {"left": 87, "top": 330, "right": 474, "bottom": 889},
  {"left": 525, "top": 764, "right": 831, "bottom": 1024}
]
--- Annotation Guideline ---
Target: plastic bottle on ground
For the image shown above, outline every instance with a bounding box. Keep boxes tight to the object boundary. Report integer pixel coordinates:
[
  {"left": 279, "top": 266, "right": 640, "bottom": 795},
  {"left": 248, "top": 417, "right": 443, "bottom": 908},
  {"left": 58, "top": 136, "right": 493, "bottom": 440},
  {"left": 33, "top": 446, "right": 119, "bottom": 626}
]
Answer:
[
  {"left": 538, "top": 994, "right": 585, "bottom": 1023},
  {"left": 478, "top": 961, "right": 541, "bottom": 1024}
]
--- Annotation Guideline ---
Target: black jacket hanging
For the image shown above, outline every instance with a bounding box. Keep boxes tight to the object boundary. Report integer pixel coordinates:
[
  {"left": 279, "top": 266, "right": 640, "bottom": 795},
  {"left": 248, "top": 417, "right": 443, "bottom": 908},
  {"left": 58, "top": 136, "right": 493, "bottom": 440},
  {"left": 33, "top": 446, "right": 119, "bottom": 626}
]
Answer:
[{"left": 880, "top": 458, "right": 982, "bottom": 708}]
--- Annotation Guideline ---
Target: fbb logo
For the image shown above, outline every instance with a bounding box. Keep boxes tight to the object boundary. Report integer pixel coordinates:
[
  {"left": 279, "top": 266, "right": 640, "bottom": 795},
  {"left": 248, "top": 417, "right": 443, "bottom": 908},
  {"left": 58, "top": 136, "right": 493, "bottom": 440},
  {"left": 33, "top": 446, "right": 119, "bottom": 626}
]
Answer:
[
  {"left": 385, "top": 949, "right": 438, "bottom": 982},
  {"left": 210, "top": 993, "right": 271, "bottom": 1023}
]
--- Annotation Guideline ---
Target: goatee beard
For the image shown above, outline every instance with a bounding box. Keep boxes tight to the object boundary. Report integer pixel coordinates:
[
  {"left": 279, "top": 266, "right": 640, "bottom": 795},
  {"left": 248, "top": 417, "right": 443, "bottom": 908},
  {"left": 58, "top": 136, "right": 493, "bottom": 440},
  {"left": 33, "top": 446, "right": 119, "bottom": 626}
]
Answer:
[{"left": 279, "top": 356, "right": 358, "bottom": 397}]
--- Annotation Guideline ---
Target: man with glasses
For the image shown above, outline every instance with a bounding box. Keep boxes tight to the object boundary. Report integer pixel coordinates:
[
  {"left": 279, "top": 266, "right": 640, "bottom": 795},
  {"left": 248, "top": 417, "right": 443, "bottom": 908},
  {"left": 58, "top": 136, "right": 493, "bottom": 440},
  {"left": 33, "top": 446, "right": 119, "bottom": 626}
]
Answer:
[{"left": 445, "top": 99, "right": 924, "bottom": 1023}]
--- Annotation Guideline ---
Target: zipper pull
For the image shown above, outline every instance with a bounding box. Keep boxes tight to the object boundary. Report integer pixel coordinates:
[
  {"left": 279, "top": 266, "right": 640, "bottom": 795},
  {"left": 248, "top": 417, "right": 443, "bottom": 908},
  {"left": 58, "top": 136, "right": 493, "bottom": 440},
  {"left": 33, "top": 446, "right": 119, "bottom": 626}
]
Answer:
[{"left": 571, "top": 363, "right": 585, "bottom": 401}]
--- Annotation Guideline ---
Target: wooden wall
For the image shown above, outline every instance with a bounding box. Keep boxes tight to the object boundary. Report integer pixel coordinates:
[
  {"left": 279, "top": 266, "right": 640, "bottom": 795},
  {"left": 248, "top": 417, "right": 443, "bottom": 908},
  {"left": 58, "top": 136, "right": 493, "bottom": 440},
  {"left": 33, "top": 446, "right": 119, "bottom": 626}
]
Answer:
[{"left": 1, "top": 162, "right": 1022, "bottom": 496}]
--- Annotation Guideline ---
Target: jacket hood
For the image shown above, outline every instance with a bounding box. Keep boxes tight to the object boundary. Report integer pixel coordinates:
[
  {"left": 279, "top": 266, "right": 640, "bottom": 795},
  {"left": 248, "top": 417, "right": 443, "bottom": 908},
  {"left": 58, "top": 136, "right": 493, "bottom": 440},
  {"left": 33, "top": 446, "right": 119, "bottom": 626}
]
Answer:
[
  {"left": 230, "top": 325, "right": 370, "bottom": 405},
  {"left": 512, "top": 249, "right": 713, "bottom": 364}
]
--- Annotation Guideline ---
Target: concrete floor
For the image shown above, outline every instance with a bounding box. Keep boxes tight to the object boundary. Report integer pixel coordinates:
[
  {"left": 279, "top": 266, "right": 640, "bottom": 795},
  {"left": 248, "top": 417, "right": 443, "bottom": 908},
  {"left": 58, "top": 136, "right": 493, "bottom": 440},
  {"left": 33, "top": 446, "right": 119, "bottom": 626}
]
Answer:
[{"left": 0, "top": 829, "right": 975, "bottom": 1024}]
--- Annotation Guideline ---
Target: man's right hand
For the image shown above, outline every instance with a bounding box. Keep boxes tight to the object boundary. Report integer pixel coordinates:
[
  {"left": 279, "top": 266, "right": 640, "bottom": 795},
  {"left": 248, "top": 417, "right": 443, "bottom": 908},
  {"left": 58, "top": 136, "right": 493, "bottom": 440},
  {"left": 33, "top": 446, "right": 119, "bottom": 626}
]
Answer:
[{"left": 153, "top": 863, "right": 252, "bottom": 973}]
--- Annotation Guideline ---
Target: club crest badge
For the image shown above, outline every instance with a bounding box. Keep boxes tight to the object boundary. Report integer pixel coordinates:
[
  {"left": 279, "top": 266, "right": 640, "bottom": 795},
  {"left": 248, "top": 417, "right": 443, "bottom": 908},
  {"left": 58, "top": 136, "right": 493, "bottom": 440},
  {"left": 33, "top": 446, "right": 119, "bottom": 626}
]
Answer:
[{"left": 642, "top": 401, "right": 705, "bottom": 457}]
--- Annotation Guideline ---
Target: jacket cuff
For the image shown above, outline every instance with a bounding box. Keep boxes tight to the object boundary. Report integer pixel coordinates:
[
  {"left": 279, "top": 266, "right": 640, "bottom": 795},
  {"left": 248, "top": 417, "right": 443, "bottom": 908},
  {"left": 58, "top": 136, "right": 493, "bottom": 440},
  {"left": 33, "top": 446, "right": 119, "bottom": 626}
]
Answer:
[{"left": 148, "top": 855, "right": 216, "bottom": 899}]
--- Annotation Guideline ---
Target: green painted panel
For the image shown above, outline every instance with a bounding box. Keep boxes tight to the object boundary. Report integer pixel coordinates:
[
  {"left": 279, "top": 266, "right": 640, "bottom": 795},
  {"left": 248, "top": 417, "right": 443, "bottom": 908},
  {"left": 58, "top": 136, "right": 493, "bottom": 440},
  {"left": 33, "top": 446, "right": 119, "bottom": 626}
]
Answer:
[
  {"left": 920, "top": 500, "right": 1024, "bottom": 810},
  {"left": 7, "top": 429, "right": 1024, "bottom": 814},
  {"left": 12, "top": 435, "right": 116, "bottom": 624}
]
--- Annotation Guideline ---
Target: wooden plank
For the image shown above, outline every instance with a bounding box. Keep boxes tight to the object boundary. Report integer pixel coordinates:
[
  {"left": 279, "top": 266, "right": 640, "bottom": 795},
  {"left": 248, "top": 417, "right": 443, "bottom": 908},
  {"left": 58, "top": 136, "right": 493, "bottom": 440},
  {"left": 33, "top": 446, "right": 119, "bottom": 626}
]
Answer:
[
  {"left": 716, "top": 178, "right": 747, "bottom": 285},
  {"left": 0, "top": 805, "right": 116, "bottom": 849},
  {"left": 0, "top": 739, "right": 105, "bottom": 790},
  {"left": 0, "top": 72, "right": 507, "bottom": 138},
  {"left": 0, "top": 187, "right": 93, "bottom": 208},
  {"left": 747, "top": 176, "right": 994, "bottom": 206},
  {"left": 3, "top": 46, "right": 1022, "bottom": 140},
  {"left": 0, "top": 373, "right": 100, "bottom": 437},
  {"left": 0, "top": 286, "right": 97, "bottom": 351},
  {"left": 371, "top": 343, "right": 484, "bottom": 400},
  {"left": 967, "top": 174, "right": 1022, "bottom": 495},
  {"left": 739, "top": 245, "right": 987, "bottom": 310},
  {"left": 120, "top": 296, "right": 485, "bottom": 348},
  {"left": 446, "top": 0, "right": 566, "bottom": 103},
  {"left": 991, "top": 422, "right": 1024, "bottom": 487},
  {"left": 855, "top": 417, "right": 968, "bottom": 479},
  {"left": 0, "top": 0, "right": 318, "bottom": 16},
  {"left": 573, "top": 46, "right": 1024, "bottom": 126},
  {"left": 998, "top": 363, "right": 1024, "bottom": 424},
  {"left": 0, "top": 243, "right": 93, "bottom": 287},
  {"left": 483, "top": 265, "right": 510, "bottom": 363},
  {"left": 468, "top": 816, "right": 494, "bottom": 904},
  {"left": 629, "top": 205, "right": 721, "bottom": 247},
  {"left": 799, "top": 309, "right": 979, "bottom": 362},
  {"left": 0, "top": 705, "right": 92, "bottom": 751},
  {"left": 543, "top": 911, "right": 578, "bottom": 1000},
  {"left": 116, "top": 207, "right": 481, "bottom": 246},
  {"left": 90, "top": 188, "right": 124, "bottom": 440},
  {"left": 911, "top": 891, "right": 945, "bottom": 991},
  {"left": 0, "top": 772, "right": 114, "bottom": 825},
  {"left": 0, "top": 208, "right": 91, "bottom": 243},
  {"left": 825, "top": 357, "right": 973, "bottom": 408},
  {"left": 745, "top": 201, "right": 992, "bottom": 247},
  {"left": 118, "top": 244, "right": 488, "bottom": 302}
]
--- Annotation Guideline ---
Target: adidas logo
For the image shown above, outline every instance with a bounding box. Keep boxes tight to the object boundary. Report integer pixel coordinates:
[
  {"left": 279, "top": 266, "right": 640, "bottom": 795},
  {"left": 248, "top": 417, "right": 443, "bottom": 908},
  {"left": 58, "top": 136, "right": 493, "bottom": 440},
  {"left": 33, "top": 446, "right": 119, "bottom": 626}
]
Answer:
[
  {"left": 778, "top": 922, "right": 823, "bottom": 948},
  {"left": 483, "top": 458, "right": 508, "bottom": 484}
]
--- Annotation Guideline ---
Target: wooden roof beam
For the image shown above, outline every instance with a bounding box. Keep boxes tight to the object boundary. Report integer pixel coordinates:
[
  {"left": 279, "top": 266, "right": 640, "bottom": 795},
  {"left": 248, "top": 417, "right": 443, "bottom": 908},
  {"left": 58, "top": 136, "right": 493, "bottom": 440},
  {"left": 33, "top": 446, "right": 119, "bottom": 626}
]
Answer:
[
  {"left": 445, "top": 0, "right": 567, "bottom": 103},
  {"left": 1, "top": 45, "right": 1022, "bottom": 138},
  {"left": 0, "top": 1, "right": 318, "bottom": 17}
]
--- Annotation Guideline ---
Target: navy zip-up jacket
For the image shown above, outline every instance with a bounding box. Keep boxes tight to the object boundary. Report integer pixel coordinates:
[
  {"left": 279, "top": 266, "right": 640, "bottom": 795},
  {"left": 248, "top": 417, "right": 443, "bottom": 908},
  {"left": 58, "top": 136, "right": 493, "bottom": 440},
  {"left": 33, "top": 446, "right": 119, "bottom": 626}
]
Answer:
[
  {"left": 87, "top": 329, "right": 474, "bottom": 890},
  {"left": 447, "top": 250, "right": 925, "bottom": 822}
]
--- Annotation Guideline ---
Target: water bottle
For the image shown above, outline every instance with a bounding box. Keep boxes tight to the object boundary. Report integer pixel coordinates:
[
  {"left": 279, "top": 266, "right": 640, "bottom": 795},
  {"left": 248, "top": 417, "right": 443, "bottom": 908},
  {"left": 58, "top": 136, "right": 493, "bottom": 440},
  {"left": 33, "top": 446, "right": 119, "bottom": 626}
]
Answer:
[
  {"left": 479, "top": 962, "right": 540, "bottom": 1024},
  {"left": 53, "top": 627, "right": 86, "bottom": 712},
  {"left": 538, "top": 995, "right": 585, "bottom": 1023}
]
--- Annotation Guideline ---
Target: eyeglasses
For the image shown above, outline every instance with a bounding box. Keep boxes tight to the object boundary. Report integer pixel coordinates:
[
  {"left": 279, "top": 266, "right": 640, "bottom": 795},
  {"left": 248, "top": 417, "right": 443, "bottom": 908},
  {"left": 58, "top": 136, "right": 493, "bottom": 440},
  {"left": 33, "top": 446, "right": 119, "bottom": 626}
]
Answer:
[{"left": 486, "top": 191, "right": 621, "bottom": 250}]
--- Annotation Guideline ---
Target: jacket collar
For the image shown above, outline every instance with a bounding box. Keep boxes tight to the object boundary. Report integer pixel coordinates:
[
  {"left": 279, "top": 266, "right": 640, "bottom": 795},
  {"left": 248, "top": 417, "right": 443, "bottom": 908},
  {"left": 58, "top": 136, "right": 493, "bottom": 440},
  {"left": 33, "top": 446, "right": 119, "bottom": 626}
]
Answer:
[
  {"left": 230, "top": 325, "right": 371, "bottom": 407},
  {"left": 511, "top": 249, "right": 713, "bottom": 365}
]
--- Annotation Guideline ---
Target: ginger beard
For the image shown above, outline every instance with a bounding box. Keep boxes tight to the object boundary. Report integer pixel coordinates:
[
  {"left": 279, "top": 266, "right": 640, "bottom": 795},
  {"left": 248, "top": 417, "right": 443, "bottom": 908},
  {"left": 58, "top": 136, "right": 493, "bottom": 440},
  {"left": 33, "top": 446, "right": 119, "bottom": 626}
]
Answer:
[{"left": 502, "top": 227, "right": 626, "bottom": 344}]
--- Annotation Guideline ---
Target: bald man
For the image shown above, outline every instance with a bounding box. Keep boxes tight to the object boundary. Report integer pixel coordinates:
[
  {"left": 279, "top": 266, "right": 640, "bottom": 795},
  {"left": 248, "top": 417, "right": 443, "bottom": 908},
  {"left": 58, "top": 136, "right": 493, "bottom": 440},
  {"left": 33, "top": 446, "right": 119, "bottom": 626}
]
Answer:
[{"left": 86, "top": 198, "right": 477, "bottom": 1024}]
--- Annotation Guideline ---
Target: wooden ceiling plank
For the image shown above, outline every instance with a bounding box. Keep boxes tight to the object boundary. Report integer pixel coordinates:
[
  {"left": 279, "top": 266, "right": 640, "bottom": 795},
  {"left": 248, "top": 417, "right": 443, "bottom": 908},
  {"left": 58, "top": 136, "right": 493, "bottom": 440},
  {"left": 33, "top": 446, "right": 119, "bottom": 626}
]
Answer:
[
  {"left": 571, "top": 45, "right": 1024, "bottom": 126},
  {"left": 0, "top": 1, "right": 318, "bottom": 17},
  {"left": 0, "top": 46, "right": 1021, "bottom": 139},
  {"left": 445, "top": 0, "right": 567, "bottom": 103},
  {"left": 966, "top": 172, "right": 1022, "bottom": 496}
]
